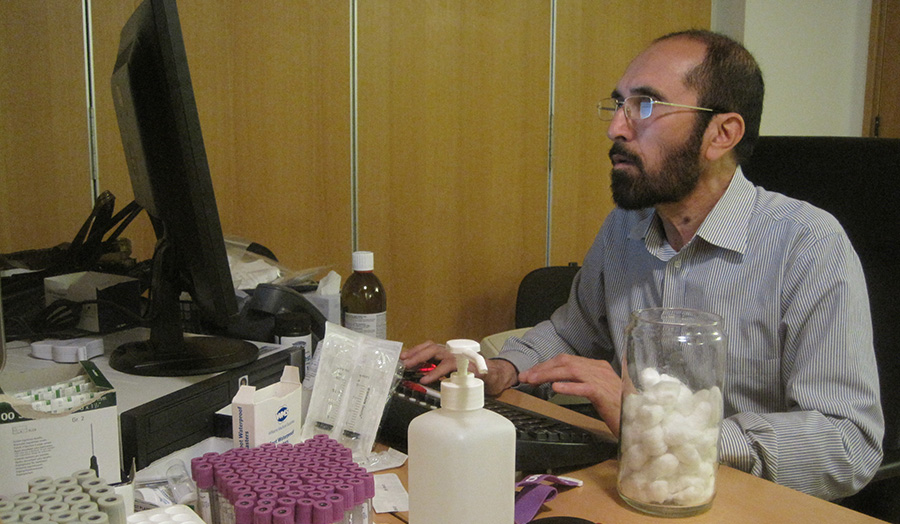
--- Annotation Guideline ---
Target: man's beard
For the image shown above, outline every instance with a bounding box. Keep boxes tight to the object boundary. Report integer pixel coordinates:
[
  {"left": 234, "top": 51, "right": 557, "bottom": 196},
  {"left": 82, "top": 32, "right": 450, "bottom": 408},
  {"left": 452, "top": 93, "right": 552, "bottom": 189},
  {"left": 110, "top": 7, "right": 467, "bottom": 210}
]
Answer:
[{"left": 609, "top": 124, "right": 705, "bottom": 210}]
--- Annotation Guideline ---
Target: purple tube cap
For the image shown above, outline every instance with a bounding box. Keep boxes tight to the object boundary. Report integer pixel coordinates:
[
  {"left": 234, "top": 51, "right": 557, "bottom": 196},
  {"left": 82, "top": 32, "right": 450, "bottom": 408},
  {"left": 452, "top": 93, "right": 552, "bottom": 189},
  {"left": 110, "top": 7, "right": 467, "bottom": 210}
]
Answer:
[
  {"left": 194, "top": 463, "right": 214, "bottom": 490},
  {"left": 312, "top": 500, "right": 335, "bottom": 524}
]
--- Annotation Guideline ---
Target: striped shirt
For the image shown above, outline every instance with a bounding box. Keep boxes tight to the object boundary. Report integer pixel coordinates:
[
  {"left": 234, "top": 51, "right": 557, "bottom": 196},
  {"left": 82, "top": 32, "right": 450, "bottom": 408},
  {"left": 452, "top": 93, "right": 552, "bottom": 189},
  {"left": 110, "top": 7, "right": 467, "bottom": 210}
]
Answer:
[{"left": 499, "top": 167, "right": 884, "bottom": 500}]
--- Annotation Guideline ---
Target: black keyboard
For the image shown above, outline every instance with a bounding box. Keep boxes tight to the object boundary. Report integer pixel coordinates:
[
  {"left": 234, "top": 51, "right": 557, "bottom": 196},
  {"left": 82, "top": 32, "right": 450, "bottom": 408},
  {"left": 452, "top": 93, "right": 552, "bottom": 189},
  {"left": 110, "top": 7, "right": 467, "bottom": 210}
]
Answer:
[{"left": 378, "top": 380, "right": 617, "bottom": 472}]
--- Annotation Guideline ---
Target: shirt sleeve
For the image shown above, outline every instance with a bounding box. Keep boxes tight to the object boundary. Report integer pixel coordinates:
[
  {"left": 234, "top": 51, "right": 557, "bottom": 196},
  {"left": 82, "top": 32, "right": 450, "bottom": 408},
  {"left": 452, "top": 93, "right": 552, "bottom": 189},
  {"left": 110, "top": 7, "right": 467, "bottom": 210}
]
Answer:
[{"left": 718, "top": 231, "right": 884, "bottom": 500}]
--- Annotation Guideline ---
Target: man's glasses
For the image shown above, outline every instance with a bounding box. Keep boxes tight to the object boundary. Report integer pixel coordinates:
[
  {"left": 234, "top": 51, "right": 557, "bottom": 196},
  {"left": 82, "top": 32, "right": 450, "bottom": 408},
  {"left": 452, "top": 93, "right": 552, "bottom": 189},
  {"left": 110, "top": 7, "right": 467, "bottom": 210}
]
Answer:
[{"left": 597, "top": 96, "right": 717, "bottom": 122}]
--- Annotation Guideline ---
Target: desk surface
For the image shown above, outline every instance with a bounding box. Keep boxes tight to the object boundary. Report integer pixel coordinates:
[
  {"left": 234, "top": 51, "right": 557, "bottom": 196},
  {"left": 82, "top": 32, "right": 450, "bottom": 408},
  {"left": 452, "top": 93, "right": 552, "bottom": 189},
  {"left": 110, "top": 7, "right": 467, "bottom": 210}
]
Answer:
[{"left": 382, "top": 389, "right": 887, "bottom": 524}]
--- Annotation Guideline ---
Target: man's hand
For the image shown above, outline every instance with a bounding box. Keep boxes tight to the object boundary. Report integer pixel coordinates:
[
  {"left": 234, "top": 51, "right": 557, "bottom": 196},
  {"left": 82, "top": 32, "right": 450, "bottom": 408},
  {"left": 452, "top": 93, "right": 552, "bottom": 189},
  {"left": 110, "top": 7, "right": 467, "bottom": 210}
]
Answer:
[
  {"left": 400, "top": 341, "right": 519, "bottom": 396},
  {"left": 518, "top": 354, "right": 622, "bottom": 436}
]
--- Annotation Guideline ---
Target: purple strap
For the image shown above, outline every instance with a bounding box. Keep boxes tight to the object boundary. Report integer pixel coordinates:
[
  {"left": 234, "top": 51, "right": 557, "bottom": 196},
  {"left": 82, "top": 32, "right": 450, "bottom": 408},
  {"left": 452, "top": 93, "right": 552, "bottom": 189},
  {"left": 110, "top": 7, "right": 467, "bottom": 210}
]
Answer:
[{"left": 514, "top": 475, "right": 584, "bottom": 524}]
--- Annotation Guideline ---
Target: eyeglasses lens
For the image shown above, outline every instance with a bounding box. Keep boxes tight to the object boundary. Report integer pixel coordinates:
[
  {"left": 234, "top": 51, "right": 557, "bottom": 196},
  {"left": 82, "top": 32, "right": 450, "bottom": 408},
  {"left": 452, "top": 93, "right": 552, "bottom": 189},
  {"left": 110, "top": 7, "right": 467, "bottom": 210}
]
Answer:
[
  {"left": 636, "top": 97, "right": 653, "bottom": 119},
  {"left": 598, "top": 96, "right": 654, "bottom": 121}
]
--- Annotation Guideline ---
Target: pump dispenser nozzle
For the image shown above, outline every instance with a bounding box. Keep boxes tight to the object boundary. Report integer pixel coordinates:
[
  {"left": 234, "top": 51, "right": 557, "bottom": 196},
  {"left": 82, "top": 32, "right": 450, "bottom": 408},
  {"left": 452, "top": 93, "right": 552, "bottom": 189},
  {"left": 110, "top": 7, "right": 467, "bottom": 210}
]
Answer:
[{"left": 442, "top": 339, "right": 487, "bottom": 411}]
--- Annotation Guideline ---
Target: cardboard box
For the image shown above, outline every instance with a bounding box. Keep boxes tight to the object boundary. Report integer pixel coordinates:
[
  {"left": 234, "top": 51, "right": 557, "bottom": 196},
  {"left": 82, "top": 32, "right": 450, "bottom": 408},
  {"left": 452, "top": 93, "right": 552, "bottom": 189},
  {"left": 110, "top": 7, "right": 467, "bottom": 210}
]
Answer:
[
  {"left": 232, "top": 365, "right": 303, "bottom": 448},
  {"left": 44, "top": 272, "right": 140, "bottom": 332},
  {"left": 0, "top": 361, "right": 121, "bottom": 496}
]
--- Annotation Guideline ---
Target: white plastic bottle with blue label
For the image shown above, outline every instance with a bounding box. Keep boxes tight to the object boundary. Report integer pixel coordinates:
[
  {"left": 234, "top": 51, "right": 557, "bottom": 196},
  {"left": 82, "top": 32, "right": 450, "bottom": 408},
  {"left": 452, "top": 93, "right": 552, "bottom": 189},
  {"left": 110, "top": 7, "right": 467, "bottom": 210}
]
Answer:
[{"left": 407, "top": 339, "right": 516, "bottom": 524}]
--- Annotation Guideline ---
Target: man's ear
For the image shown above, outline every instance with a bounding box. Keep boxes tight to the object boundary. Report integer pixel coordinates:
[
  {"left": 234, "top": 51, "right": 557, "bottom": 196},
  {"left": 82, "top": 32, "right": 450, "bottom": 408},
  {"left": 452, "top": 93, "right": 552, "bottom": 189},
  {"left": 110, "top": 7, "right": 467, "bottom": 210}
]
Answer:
[{"left": 704, "top": 112, "right": 745, "bottom": 162}]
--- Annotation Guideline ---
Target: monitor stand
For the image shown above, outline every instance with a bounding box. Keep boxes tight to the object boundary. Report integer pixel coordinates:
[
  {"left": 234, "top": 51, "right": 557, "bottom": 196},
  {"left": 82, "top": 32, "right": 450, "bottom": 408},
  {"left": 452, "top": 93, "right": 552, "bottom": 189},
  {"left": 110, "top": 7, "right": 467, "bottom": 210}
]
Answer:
[{"left": 110, "top": 336, "right": 258, "bottom": 377}]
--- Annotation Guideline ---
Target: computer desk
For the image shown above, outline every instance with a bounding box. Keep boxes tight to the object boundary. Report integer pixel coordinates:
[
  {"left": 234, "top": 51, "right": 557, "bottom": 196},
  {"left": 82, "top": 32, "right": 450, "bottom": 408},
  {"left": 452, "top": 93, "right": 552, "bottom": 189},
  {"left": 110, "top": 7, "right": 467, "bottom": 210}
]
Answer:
[{"left": 379, "top": 389, "right": 889, "bottom": 524}]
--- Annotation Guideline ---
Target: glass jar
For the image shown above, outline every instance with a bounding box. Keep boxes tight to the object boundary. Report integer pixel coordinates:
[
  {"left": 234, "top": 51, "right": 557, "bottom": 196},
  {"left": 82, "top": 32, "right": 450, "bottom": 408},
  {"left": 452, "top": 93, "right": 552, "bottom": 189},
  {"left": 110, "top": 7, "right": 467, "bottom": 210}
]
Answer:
[{"left": 617, "top": 308, "right": 727, "bottom": 517}]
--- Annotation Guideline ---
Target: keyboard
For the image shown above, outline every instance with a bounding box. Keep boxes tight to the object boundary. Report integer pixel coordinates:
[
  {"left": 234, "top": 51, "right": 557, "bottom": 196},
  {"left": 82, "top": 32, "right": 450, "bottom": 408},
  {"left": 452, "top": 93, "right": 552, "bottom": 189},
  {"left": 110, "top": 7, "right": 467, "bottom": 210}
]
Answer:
[{"left": 378, "top": 380, "right": 617, "bottom": 472}]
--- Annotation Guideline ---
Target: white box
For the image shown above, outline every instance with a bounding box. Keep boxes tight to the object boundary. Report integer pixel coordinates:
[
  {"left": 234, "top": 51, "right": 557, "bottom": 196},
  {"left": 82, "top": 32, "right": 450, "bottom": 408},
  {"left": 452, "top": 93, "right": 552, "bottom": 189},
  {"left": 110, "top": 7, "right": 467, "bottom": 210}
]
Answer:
[
  {"left": 44, "top": 271, "right": 140, "bottom": 332},
  {"left": 0, "top": 361, "right": 121, "bottom": 496},
  {"left": 301, "top": 292, "right": 341, "bottom": 325},
  {"left": 232, "top": 366, "right": 303, "bottom": 448}
]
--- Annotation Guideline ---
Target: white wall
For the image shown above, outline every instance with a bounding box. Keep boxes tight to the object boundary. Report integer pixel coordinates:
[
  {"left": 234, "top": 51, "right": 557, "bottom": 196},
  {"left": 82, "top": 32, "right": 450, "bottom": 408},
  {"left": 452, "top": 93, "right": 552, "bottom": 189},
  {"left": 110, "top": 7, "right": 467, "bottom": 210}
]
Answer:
[{"left": 712, "top": 0, "right": 871, "bottom": 137}]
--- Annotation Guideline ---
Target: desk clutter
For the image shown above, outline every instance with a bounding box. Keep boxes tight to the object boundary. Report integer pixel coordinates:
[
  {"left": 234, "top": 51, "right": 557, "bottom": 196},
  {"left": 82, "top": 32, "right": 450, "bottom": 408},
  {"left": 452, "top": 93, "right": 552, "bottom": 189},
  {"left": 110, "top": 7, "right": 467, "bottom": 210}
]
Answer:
[
  {"left": 0, "top": 470, "right": 127, "bottom": 524},
  {"left": 0, "top": 362, "right": 121, "bottom": 497},
  {"left": 9, "top": 368, "right": 104, "bottom": 414}
]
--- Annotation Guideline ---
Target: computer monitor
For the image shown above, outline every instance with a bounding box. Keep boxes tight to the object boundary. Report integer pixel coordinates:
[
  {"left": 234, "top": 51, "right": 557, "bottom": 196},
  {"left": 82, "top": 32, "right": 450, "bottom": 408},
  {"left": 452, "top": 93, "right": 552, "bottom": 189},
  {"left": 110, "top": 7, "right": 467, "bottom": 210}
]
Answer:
[{"left": 109, "top": 0, "right": 258, "bottom": 376}]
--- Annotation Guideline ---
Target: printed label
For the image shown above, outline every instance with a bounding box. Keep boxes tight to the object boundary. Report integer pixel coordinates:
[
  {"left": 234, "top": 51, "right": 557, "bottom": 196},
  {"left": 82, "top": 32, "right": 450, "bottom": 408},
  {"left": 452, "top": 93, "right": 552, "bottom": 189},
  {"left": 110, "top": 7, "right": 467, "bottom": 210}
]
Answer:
[{"left": 343, "top": 312, "right": 387, "bottom": 339}]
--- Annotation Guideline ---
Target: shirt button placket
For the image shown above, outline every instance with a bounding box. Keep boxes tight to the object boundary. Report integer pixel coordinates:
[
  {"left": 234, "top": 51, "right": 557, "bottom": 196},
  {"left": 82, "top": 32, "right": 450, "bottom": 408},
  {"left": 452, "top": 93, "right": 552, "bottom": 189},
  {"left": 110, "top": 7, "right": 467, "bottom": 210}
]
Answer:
[{"left": 663, "top": 255, "right": 685, "bottom": 308}]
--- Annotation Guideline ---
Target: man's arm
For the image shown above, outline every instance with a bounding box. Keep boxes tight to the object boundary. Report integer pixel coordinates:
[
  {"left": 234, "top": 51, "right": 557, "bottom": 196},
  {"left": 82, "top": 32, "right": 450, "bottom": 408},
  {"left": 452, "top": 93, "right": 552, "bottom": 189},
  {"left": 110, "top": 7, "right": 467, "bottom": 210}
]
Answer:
[{"left": 719, "top": 231, "right": 884, "bottom": 500}]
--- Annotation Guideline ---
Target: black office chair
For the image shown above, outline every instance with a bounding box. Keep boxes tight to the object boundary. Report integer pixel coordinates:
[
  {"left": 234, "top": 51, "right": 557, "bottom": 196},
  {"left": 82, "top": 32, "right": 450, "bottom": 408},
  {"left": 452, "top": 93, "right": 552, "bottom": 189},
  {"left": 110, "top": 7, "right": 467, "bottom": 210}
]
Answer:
[
  {"left": 515, "top": 262, "right": 581, "bottom": 329},
  {"left": 743, "top": 136, "right": 900, "bottom": 521}
]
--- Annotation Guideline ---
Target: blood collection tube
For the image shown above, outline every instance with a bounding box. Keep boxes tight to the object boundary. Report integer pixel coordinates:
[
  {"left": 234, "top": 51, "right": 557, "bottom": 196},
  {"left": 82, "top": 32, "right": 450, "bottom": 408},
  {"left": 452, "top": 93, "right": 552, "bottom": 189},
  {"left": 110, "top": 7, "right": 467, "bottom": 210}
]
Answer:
[
  {"left": 272, "top": 506, "right": 293, "bottom": 524},
  {"left": 194, "top": 463, "right": 215, "bottom": 524},
  {"left": 234, "top": 499, "right": 255, "bottom": 524},
  {"left": 252, "top": 505, "right": 272, "bottom": 524},
  {"left": 325, "top": 494, "right": 347, "bottom": 524},
  {"left": 311, "top": 500, "right": 335, "bottom": 524},
  {"left": 294, "top": 499, "right": 314, "bottom": 524}
]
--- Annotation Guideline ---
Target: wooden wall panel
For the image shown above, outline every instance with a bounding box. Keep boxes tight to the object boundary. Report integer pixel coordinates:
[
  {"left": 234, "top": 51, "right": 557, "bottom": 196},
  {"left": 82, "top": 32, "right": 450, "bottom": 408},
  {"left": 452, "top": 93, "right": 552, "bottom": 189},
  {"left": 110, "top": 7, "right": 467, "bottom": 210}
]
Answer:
[
  {"left": 91, "top": 0, "right": 150, "bottom": 260},
  {"left": 358, "top": 1, "right": 552, "bottom": 344},
  {"left": 92, "top": 1, "right": 352, "bottom": 270},
  {"left": 0, "top": 1, "right": 92, "bottom": 254},
  {"left": 551, "top": 0, "right": 712, "bottom": 267}
]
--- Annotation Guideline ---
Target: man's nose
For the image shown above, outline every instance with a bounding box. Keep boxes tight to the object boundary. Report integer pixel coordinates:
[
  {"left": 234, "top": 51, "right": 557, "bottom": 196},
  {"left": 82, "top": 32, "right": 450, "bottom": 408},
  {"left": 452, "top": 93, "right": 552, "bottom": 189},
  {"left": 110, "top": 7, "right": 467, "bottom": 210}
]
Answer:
[{"left": 606, "top": 107, "right": 633, "bottom": 141}]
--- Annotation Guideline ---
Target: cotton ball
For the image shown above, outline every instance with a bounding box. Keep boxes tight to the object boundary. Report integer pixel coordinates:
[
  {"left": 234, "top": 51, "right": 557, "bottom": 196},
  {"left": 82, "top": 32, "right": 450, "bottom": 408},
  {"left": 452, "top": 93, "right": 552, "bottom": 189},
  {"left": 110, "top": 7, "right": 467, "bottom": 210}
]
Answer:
[
  {"left": 646, "top": 379, "right": 682, "bottom": 407},
  {"left": 670, "top": 476, "right": 714, "bottom": 506},
  {"left": 695, "top": 427, "right": 721, "bottom": 461},
  {"left": 620, "top": 443, "right": 649, "bottom": 475},
  {"left": 646, "top": 480, "right": 670, "bottom": 504},
  {"left": 687, "top": 399, "right": 714, "bottom": 430},
  {"left": 670, "top": 443, "right": 701, "bottom": 469},
  {"left": 695, "top": 460, "right": 716, "bottom": 481},
  {"left": 637, "top": 403, "right": 665, "bottom": 428},
  {"left": 640, "top": 424, "right": 668, "bottom": 457},
  {"left": 675, "top": 384, "right": 696, "bottom": 416},
  {"left": 692, "top": 387, "right": 710, "bottom": 405},
  {"left": 618, "top": 474, "right": 645, "bottom": 502},
  {"left": 662, "top": 411, "right": 691, "bottom": 447},
  {"left": 640, "top": 367, "right": 661, "bottom": 388},
  {"left": 658, "top": 372, "right": 681, "bottom": 384},
  {"left": 646, "top": 453, "right": 680, "bottom": 479},
  {"left": 622, "top": 391, "right": 642, "bottom": 423}
]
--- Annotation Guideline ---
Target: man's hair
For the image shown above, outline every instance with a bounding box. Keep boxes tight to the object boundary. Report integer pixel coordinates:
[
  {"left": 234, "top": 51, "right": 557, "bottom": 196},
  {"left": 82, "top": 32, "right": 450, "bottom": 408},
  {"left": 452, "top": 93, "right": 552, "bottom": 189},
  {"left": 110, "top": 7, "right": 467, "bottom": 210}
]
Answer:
[{"left": 655, "top": 30, "right": 765, "bottom": 165}]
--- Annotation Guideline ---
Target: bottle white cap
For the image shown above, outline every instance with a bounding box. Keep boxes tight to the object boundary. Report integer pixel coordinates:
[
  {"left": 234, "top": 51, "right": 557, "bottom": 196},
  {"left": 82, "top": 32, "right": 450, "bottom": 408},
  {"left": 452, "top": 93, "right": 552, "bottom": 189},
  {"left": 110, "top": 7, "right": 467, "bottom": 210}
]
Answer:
[
  {"left": 352, "top": 251, "right": 374, "bottom": 271},
  {"left": 440, "top": 339, "right": 487, "bottom": 411}
]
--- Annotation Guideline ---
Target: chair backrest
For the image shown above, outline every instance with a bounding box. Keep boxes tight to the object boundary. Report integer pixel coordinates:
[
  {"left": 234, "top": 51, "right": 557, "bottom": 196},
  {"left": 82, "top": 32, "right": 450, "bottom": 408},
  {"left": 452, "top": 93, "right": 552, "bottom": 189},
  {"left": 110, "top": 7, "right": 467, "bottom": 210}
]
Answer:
[
  {"left": 515, "top": 263, "right": 580, "bottom": 329},
  {"left": 742, "top": 136, "right": 900, "bottom": 451}
]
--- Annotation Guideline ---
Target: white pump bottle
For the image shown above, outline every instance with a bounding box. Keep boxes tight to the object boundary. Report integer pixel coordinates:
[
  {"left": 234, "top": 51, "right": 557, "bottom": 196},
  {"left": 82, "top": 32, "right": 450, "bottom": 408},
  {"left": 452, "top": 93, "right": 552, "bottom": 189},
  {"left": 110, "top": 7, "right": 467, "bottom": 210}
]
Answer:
[{"left": 407, "top": 339, "right": 516, "bottom": 524}]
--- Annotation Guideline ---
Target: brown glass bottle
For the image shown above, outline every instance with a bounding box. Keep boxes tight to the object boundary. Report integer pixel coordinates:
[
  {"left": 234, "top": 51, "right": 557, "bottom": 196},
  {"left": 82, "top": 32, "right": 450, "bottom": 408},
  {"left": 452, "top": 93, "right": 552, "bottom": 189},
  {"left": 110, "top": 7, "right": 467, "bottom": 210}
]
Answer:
[{"left": 341, "top": 251, "right": 387, "bottom": 339}]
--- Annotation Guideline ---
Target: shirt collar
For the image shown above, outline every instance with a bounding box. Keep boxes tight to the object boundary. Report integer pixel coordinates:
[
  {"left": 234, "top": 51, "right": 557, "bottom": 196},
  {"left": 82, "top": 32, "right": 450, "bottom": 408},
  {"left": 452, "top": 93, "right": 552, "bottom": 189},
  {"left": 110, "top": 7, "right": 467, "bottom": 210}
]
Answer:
[
  {"left": 696, "top": 166, "right": 754, "bottom": 255},
  {"left": 629, "top": 166, "right": 755, "bottom": 256}
]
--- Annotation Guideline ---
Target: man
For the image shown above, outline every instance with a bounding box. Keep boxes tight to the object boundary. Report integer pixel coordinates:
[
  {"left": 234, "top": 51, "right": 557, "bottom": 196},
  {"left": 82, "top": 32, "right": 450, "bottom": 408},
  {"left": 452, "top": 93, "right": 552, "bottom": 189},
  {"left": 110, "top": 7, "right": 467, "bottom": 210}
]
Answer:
[{"left": 401, "top": 30, "right": 884, "bottom": 500}]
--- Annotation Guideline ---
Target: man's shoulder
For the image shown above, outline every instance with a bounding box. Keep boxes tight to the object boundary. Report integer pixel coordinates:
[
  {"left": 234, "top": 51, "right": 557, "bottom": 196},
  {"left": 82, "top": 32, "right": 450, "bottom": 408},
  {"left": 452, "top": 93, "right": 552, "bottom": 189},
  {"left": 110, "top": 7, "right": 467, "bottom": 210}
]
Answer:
[{"left": 751, "top": 186, "right": 847, "bottom": 241}]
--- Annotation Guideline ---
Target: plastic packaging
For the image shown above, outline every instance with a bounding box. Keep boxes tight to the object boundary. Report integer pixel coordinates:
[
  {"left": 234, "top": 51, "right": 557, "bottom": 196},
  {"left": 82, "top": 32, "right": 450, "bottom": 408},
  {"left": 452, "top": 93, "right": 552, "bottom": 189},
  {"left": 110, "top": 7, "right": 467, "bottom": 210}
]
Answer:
[
  {"left": 618, "top": 308, "right": 727, "bottom": 517},
  {"left": 407, "top": 339, "right": 516, "bottom": 524},
  {"left": 340, "top": 251, "right": 387, "bottom": 339},
  {"left": 300, "top": 322, "right": 402, "bottom": 463}
]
